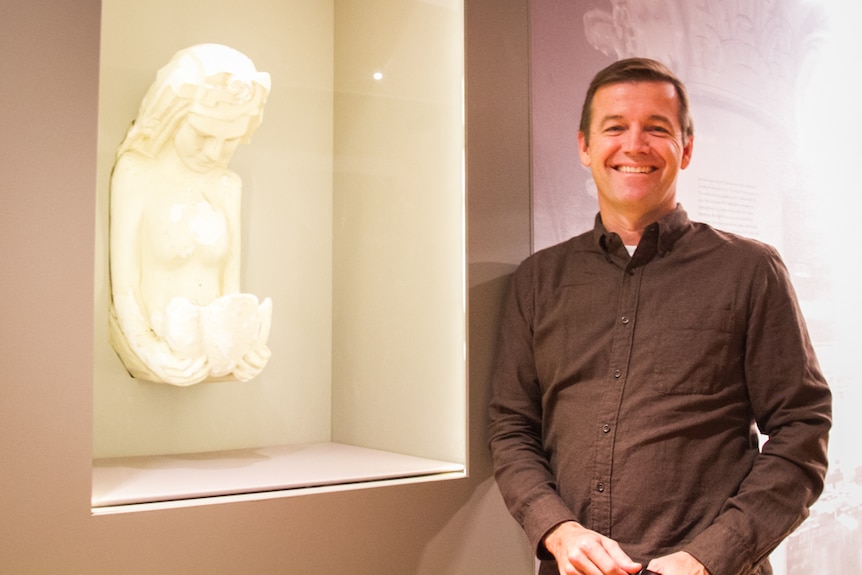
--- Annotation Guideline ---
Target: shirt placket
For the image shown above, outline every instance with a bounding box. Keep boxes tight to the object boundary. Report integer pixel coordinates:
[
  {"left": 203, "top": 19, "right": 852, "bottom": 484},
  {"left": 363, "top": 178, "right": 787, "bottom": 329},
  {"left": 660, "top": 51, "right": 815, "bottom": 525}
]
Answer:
[{"left": 590, "top": 262, "right": 643, "bottom": 537}]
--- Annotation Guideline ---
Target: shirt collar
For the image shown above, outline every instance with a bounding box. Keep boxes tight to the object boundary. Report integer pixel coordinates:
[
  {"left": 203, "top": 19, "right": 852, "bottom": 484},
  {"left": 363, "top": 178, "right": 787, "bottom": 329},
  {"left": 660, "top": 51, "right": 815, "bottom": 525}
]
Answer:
[{"left": 593, "top": 204, "right": 692, "bottom": 263}]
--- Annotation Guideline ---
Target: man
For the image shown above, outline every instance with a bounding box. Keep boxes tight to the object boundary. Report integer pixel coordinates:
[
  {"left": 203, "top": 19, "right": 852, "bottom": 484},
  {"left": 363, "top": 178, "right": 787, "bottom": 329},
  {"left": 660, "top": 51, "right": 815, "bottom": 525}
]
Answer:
[{"left": 488, "top": 58, "right": 831, "bottom": 575}]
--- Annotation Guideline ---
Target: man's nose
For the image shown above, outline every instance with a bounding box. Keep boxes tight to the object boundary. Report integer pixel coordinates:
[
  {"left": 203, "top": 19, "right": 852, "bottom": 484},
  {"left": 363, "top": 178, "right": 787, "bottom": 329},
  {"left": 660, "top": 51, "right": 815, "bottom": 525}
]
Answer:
[{"left": 623, "top": 127, "right": 650, "bottom": 153}]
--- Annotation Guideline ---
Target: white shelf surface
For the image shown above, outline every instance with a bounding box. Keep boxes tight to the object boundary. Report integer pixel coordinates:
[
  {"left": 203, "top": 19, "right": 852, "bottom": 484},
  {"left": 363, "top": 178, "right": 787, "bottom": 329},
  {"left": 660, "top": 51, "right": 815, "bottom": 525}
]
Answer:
[{"left": 92, "top": 442, "right": 464, "bottom": 511}]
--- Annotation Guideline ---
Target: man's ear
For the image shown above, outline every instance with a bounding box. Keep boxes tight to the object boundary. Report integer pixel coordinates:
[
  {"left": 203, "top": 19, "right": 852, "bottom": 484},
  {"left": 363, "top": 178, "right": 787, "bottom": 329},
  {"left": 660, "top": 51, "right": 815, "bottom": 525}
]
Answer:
[
  {"left": 577, "top": 131, "right": 591, "bottom": 167},
  {"left": 680, "top": 135, "right": 694, "bottom": 170}
]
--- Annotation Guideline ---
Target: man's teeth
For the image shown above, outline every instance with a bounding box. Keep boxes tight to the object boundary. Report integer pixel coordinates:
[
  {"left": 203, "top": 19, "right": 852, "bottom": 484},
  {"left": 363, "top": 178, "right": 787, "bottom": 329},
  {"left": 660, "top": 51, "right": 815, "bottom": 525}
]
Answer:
[{"left": 616, "top": 166, "right": 654, "bottom": 173}]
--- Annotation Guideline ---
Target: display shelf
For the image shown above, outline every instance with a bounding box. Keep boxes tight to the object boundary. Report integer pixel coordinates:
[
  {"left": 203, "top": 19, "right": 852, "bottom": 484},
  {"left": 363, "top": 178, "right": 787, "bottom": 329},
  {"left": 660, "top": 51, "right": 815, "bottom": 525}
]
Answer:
[{"left": 92, "top": 442, "right": 464, "bottom": 511}]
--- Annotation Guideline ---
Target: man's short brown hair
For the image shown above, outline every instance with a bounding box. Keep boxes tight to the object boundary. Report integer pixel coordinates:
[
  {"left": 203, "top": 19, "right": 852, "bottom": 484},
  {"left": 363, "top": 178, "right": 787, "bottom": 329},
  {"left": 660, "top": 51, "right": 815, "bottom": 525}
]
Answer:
[{"left": 579, "top": 58, "right": 694, "bottom": 147}]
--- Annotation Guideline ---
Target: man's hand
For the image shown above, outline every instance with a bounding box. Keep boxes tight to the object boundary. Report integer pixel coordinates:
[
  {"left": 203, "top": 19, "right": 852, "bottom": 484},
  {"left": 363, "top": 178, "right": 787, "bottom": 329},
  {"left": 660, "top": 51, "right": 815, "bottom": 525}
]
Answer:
[
  {"left": 543, "top": 521, "right": 642, "bottom": 575},
  {"left": 646, "top": 551, "right": 709, "bottom": 575}
]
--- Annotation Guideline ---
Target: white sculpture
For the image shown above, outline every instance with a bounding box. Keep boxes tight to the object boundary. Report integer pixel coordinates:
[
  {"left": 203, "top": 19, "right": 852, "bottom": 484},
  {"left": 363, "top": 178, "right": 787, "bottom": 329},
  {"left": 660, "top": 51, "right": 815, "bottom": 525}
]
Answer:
[{"left": 109, "top": 44, "right": 272, "bottom": 386}]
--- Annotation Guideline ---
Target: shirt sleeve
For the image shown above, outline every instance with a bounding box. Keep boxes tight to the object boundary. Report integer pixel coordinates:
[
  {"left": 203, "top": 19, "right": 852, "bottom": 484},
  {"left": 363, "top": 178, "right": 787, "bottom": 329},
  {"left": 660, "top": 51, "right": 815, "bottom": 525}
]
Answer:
[
  {"left": 683, "top": 247, "right": 832, "bottom": 575},
  {"left": 487, "top": 259, "right": 577, "bottom": 558}
]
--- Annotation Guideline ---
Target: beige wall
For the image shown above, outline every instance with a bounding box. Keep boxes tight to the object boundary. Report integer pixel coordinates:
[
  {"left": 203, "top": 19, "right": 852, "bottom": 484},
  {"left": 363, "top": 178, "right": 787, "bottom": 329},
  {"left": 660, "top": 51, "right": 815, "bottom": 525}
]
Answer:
[
  {"left": 0, "top": 0, "right": 534, "bottom": 573},
  {"left": 330, "top": 0, "right": 466, "bottom": 461}
]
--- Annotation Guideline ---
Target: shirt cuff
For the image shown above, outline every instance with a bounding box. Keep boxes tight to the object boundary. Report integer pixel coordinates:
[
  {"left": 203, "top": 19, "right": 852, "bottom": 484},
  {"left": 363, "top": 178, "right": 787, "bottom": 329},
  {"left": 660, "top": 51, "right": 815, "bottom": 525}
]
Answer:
[
  {"left": 683, "top": 522, "right": 755, "bottom": 575},
  {"left": 521, "top": 493, "right": 578, "bottom": 560}
]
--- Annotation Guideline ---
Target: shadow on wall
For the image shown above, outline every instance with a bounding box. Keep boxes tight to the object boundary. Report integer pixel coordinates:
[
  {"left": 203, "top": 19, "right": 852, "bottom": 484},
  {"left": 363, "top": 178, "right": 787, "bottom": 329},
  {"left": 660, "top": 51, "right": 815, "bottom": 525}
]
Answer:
[{"left": 412, "top": 262, "right": 533, "bottom": 575}]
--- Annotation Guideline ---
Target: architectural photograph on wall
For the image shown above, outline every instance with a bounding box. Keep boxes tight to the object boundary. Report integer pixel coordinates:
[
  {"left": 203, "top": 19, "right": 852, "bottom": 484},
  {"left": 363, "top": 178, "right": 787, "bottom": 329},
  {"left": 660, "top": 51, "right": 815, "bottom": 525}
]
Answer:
[{"left": 528, "top": 0, "right": 861, "bottom": 573}]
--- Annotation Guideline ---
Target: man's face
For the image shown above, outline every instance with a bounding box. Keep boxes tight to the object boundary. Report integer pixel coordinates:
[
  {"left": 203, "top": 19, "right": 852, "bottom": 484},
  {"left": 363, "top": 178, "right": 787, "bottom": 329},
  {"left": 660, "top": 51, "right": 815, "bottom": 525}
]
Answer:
[{"left": 578, "top": 81, "right": 693, "bottom": 223}]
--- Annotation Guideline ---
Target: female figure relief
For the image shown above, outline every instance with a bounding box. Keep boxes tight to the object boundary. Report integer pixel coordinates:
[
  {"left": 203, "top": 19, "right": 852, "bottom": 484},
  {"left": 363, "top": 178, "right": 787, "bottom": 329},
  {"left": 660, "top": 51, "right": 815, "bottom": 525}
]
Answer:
[{"left": 110, "top": 44, "right": 272, "bottom": 386}]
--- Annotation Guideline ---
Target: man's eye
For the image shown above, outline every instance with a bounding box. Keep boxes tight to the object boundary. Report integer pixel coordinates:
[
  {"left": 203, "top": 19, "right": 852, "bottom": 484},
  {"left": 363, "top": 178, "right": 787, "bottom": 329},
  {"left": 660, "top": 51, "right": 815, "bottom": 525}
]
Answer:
[
  {"left": 604, "top": 125, "right": 625, "bottom": 133},
  {"left": 646, "top": 126, "right": 671, "bottom": 134}
]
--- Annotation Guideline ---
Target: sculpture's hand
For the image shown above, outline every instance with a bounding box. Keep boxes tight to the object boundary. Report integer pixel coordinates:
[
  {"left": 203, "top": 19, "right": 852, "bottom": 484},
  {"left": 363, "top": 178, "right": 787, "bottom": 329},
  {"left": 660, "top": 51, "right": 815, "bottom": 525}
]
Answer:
[
  {"left": 139, "top": 338, "right": 209, "bottom": 386},
  {"left": 113, "top": 290, "right": 210, "bottom": 385},
  {"left": 230, "top": 296, "right": 272, "bottom": 382},
  {"left": 232, "top": 343, "right": 272, "bottom": 382},
  {"left": 256, "top": 297, "right": 272, "bottom": 344}
]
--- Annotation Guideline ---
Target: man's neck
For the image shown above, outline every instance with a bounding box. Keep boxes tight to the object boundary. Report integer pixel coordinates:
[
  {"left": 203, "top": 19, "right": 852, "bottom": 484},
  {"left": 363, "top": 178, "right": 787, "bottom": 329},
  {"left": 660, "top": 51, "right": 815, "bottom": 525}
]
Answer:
[
  {"left": 599, "top": 204, "right": 676, "bottom": 245},
  {"left": 602, "top": 216, "right": 646, "bottom": 245}
]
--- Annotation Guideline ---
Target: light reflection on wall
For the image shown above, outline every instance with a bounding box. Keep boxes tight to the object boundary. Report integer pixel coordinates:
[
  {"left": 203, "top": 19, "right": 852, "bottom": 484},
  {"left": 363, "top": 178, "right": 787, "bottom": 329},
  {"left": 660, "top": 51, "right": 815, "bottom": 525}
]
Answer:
[{"left": 786, "top": 0, "right": 862, "bottom": 570}]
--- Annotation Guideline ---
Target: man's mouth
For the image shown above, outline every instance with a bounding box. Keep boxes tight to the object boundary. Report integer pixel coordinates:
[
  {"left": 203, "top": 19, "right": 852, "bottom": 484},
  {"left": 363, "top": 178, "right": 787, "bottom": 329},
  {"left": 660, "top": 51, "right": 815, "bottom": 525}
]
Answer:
[{"left": 614, "top": 165, "right": 656, "bottom": 174}]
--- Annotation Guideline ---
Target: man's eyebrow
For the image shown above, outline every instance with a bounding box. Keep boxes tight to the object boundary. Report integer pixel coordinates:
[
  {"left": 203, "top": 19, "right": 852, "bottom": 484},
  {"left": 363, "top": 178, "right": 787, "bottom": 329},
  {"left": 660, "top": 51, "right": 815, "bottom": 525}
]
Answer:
[
  {"left": 646, "top": 114, "right": 674, "bottom": 124},
  {"left": 598, "top": 114, "right": 675, "bottom": 124},
  {"left": 598, "top": 114, "right": 625, "bottom": 125},
  {"left": 595, "top": 114, "right": 676, "bottom": 133}
]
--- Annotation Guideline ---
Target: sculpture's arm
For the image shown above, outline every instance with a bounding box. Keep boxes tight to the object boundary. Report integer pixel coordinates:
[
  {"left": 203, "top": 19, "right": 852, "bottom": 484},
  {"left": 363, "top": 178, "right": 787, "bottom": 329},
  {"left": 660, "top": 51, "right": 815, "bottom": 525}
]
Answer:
[
  {"left": 110, "top": 156, "right": 209, "bottom": 385},
  {"left": 231, "top": 297, "right": 272, "bottom": 382},
  {"left": 218, "top": 180, "right": 271, "bottom": 382},
  {"left": 109, "top": 157, "right": 151, "bottom": 341}
]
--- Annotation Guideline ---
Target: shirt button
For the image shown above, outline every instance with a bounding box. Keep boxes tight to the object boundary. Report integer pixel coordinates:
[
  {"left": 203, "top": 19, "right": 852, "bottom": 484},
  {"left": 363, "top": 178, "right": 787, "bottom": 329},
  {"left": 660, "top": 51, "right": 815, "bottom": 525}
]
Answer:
[
  {"left": 602, "top": 424, "right": 611, "bottom": 433},
  {"left": 621, "top": 316, "right": 630, "bottom": 325},
  {"left": 597, "top": 482, "right": 605, "bottom": 492},
  {"left": 613, "top": 369, "right": 621, "bottom": 379}
]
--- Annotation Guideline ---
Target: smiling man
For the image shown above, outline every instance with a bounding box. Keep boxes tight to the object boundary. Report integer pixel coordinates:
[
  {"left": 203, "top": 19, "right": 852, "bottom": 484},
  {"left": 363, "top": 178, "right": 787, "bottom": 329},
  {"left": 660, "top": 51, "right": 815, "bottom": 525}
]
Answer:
[{"left": 488, "top": 58, "right": 831, "bottom": 575}]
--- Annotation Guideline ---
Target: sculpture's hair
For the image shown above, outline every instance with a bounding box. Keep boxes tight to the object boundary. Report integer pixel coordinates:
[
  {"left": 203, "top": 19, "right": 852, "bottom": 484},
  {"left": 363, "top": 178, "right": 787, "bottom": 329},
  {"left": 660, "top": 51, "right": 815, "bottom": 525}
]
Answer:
[
  {"left": 579, "top": 57, "right": 693, "bottom": 147},
  {"left": 117, "top": 44, "right": 271, "bottom": 158}
]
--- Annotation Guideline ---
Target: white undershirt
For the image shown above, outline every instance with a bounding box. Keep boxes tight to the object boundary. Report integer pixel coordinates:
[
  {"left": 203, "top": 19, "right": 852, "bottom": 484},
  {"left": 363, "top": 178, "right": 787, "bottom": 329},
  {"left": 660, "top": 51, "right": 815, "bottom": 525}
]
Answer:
[{"left": 625, "top": 245, "right": 637, "bottom": 256}]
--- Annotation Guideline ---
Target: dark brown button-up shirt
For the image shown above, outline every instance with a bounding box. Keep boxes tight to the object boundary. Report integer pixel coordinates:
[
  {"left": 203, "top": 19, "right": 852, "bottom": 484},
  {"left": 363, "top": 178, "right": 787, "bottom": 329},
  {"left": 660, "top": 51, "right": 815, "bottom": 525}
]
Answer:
[{"left": 488, "top": 207, "right": 831, "bottom": 575}]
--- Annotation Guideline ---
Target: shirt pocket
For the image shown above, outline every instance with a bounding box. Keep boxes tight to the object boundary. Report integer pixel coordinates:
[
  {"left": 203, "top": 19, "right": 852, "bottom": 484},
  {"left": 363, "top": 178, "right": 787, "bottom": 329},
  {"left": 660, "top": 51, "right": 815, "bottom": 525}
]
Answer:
[{"left": 648, "top": 304, "right": 735, "bottom": 395}]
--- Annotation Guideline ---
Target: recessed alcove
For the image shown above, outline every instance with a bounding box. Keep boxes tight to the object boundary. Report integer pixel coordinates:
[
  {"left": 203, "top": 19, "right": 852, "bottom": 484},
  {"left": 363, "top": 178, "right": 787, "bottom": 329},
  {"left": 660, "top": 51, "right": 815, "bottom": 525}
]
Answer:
[{"left": 92, "top": 0, "right": 465, "bottom": 512}]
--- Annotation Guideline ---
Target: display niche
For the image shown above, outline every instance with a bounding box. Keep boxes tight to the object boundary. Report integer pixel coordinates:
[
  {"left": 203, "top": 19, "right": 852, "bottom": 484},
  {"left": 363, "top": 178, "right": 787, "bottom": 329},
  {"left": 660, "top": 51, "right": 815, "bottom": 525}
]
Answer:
[{"left": 92, "top": 0, "right": 466, "bottom": 512}]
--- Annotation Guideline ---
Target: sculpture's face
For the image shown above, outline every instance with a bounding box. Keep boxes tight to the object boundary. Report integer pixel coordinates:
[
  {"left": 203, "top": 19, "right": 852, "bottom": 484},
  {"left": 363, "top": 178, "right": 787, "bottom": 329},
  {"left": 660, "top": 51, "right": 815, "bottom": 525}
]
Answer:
[{"left": 173, "top": 112, "right": 252, "bottom": 173}]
